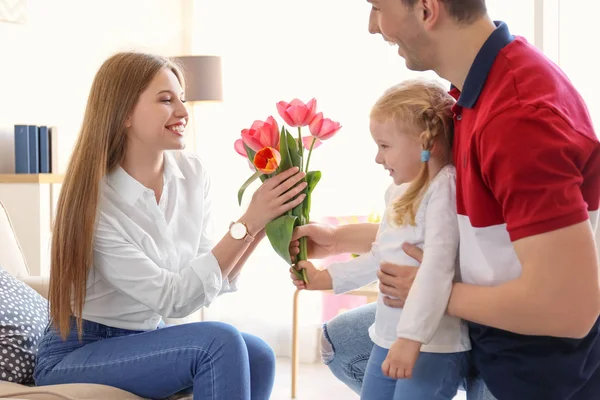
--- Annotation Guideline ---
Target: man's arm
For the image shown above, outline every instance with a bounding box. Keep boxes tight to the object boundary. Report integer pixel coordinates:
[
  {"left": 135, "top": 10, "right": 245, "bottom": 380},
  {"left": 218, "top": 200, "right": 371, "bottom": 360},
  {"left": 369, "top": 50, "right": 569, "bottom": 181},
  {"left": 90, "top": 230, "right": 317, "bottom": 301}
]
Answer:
[
  {"left": 447, "top": 107, "right": 600, "bottom": 338},
  {"left": 448, "top": 221, "right": 600, "bottom": 338}
]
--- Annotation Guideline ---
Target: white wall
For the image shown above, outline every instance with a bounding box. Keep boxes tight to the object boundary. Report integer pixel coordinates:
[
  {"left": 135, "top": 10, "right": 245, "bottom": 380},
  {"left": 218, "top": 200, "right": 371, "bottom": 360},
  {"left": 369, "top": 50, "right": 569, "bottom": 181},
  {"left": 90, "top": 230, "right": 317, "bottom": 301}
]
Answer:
[
  {"left": 558, "top": 1, "right": 600, "bottom": 130},
  {"left": 0, "top": 0, "right": 189, "bottom": 274},
  {"left": 0, "top": 0, "right": 188, "bottom": 174}
]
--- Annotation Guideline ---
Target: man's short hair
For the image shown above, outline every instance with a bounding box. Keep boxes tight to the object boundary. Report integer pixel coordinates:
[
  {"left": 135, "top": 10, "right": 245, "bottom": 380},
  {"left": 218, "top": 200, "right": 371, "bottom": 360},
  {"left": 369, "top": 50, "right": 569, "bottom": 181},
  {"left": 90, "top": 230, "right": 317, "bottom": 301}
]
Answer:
[{"left": 402, "top": 0, "right": 487, "bottom": 24}]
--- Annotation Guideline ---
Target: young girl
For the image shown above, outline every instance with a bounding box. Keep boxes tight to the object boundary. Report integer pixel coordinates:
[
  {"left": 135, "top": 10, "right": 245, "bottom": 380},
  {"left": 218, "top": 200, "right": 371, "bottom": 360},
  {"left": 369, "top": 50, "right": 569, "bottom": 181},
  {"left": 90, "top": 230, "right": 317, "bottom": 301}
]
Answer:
[
  {"left": 33, "top": 52, "right": 307, "bottom": 400},
  {"left": 291, "top": 79, "right": 471, "bottom": 399}
]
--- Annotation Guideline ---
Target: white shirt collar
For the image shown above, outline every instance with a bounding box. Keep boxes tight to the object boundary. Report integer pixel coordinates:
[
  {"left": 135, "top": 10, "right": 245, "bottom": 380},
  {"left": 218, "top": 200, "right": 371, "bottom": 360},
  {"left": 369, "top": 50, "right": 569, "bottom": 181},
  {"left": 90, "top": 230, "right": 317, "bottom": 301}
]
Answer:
[{"left": 106, "top": 152, "right": 186, "bottom": 206}]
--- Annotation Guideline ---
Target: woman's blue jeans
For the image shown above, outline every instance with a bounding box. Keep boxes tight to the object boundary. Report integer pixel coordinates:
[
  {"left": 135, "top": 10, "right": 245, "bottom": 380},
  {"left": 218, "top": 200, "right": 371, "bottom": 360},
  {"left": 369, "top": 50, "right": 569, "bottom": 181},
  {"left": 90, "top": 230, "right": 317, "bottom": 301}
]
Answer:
[{"left": 33, "top": 318, "right": 276, "bottom": 400}]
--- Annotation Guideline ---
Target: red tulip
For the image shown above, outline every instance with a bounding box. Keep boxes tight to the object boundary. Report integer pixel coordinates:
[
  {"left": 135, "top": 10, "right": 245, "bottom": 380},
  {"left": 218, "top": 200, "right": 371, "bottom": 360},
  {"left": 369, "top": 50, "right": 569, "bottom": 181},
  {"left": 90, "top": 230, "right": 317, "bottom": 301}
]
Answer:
[
  {"left": 301, "top": 136, "right": 322, "bottom": 150},
  {"left": 276, "top": 98, "right": 317, "bottom": 127},
  {"left": 234, "top": 139, "right": 247, "bottom": 157},
  {"left": 241, "top": 116, "right": 280, "bottom": 152},
  {"left": 254, "top": 147, "right": 281, "bottom": 174},
  {"left": 309, "top": 112, "right": 341, "bottom": 141}
]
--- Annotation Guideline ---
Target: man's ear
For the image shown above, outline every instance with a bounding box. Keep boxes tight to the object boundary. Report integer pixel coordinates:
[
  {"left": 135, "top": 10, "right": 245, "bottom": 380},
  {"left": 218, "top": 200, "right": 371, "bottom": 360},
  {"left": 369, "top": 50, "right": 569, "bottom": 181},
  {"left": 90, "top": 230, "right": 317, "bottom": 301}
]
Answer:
[{"left": 420, "top": 0, "right": 442, "bottom": 28}]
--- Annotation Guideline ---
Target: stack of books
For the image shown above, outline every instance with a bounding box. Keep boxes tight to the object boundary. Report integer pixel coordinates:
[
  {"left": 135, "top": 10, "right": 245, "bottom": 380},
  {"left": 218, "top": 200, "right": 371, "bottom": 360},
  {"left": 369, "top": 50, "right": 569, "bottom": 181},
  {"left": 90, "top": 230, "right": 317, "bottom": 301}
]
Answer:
[{"left": 14, "top": 125, "right": 58, "bottom": 174}]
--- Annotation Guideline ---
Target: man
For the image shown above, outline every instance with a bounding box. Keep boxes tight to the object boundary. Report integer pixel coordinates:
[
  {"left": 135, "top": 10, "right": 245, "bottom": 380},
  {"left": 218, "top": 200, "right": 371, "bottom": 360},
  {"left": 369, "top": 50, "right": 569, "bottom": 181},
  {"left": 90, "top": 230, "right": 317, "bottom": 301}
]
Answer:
[{"left": 290, "top": 1, "right": 600, "bottom": 399}]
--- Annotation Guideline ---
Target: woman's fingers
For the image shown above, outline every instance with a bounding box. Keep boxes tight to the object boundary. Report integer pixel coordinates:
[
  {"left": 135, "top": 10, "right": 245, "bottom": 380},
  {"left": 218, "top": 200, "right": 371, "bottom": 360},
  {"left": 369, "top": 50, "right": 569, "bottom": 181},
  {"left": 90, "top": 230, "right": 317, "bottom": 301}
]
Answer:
[
  {"left": 278, "top": 192, "right": 306, "bottom": 213},
  {"left": 263, "top": 166, "right": 300, "bottom": 188},
  {"left": 279, "top": 181, "right": 307, "bottom": 203},
  {"left": 272, "top": 170, "right": 306, "bottom": 197}
]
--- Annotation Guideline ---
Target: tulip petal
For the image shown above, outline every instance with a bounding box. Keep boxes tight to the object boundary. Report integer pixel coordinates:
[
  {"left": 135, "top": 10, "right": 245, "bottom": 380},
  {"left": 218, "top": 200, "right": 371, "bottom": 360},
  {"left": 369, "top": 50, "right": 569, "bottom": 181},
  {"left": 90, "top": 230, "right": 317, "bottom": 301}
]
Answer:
[
  {"left": 241, "top": 128, "right": 263, "bottom": 152},
  {"left": 302, "top": 136, "right": 322, "bottom": 150},
  {"left": 319, "top": 120, "right": 342, "bottom": 140},
  {"left": 234, "top": 139, "right": 248, "bottom": 157},
  {"left": 254, "top": 147, "right": 281, "bottom": 174},
  {"left": 276, "top": 101, "right": 295, "bottom": 126},
  {"left": 265, "top": 116, "right": 280, "bottom": 148},
  {"left": 305, "top": 98, "right": 317, "bottom": 124},
  {"left": 309, "top": 112, "right": 323, "bottom": 136},
  {"left": 287, "top": 104, "right": 309, "bottom": 127}
]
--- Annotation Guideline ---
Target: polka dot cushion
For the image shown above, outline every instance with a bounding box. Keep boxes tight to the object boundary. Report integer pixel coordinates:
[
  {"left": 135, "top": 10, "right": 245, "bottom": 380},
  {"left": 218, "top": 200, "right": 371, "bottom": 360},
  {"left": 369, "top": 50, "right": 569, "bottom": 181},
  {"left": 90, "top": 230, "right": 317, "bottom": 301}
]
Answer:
[{"left": 0, "top": 267, "right": 48, "bottom": 384}]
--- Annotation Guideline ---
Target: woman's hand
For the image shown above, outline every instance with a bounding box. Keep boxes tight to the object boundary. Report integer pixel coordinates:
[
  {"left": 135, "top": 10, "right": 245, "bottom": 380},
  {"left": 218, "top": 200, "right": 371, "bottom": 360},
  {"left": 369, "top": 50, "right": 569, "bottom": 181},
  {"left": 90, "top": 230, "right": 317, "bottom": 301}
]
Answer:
[
  {"left": 242, "top": 167, "right": 307, "bottom": 234},
  {"left": 289, "top": 223, "right": 338, "bottom": 261}
]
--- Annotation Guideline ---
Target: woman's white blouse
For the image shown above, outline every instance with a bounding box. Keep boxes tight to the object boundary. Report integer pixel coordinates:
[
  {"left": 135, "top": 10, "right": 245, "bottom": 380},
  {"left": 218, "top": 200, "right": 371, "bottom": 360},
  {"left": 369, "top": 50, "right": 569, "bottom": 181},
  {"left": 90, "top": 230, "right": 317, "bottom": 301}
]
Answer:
[{"left": 81, "top": 151, "right": 236, "bottom": 330}]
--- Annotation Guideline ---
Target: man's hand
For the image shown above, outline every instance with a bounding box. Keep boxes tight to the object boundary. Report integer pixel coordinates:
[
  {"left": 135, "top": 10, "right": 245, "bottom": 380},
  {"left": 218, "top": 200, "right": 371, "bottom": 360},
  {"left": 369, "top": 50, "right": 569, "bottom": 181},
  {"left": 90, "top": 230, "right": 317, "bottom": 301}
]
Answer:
[
  {"left": 289, "top": 260, "right": 333, "bottom": 291},
  {"left": 378, "top": 243, "right": 423, "bottom": 308},
  {"left": 382, "top": 338, "right": 422, "bottom": 379}
]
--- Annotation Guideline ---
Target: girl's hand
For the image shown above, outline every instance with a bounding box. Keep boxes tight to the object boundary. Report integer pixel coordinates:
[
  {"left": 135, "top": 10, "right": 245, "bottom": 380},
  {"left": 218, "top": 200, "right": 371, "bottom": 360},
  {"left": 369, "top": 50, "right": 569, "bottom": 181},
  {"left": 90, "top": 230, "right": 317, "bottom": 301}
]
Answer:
[
  {"left": 382, "top": 338, "right": 422, "bottom": 379},
  {"left": 289, "top": 223, "right": 338, "bottom": 261},
  {"left": 289, "top": 260, "right": 333, "bottom": 291},
  {"left": 243, "top": 167, "right": 307, "bottom": 234}
]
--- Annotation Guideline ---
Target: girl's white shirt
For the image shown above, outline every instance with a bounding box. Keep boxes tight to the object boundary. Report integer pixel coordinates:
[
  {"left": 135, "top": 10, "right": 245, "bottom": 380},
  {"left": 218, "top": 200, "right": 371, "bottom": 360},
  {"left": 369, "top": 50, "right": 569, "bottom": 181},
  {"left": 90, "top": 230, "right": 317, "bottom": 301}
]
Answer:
[{"left": 328, "top": 165, "right": 471, "bottom": 352}]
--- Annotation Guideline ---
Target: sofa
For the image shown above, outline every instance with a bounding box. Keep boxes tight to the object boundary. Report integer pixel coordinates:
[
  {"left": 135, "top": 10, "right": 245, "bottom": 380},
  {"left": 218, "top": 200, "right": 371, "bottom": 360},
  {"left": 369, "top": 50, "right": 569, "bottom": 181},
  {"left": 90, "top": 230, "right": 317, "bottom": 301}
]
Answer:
[{"left": 0, "top": 200, "right": 191, "bottom": 400}]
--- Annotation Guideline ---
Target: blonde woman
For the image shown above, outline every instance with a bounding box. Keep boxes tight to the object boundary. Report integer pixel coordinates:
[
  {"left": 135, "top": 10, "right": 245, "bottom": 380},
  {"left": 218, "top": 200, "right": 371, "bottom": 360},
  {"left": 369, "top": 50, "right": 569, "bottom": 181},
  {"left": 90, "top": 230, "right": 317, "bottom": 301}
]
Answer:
[
  {"left": 33, "top": 52, "right": 307, "bottom": 400},
  {"left": 292, "top": 80, "right": 470, "bottom": 400}
]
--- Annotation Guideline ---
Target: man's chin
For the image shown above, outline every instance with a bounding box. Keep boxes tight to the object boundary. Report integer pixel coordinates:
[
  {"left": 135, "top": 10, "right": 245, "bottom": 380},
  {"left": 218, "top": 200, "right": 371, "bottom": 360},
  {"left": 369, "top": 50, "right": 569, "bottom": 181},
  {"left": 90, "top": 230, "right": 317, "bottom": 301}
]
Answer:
[{"left": 403, "top": 57, "right": 429, "bottom": 72}]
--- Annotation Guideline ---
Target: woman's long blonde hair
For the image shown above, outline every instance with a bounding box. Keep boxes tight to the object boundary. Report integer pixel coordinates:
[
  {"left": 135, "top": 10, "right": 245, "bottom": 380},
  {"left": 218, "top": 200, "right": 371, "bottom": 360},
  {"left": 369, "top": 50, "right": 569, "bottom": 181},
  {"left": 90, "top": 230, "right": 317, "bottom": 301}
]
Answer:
[
  {"left": 370, "top": 79, "right": 455, "bottom": 226},
  {"left": 50, "top": 52, "right": 184, "bottom": 338}
]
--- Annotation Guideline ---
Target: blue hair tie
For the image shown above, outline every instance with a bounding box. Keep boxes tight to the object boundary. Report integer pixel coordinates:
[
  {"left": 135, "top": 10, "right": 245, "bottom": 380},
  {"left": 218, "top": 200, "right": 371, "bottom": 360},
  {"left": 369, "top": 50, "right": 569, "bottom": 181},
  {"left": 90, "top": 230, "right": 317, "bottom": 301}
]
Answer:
[{"left": 421, "top": 150, "right": 431, "bottom": 162}]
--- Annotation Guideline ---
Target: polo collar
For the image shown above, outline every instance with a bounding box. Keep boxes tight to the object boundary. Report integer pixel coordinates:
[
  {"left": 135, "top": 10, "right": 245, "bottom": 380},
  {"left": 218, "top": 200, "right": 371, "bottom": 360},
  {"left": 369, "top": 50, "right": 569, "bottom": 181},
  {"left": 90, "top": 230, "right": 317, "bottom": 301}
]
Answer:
[{"left": 456, "top": 21, "right": 514, "bottom": 108}]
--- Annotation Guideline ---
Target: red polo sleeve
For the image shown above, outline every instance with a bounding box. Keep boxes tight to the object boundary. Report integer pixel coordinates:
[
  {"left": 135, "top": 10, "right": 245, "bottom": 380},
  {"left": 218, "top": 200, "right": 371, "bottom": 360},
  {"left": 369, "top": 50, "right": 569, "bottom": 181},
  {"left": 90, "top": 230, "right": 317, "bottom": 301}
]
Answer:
[{"left": 478, "top": 105, "right": 599, "bottom": 241}]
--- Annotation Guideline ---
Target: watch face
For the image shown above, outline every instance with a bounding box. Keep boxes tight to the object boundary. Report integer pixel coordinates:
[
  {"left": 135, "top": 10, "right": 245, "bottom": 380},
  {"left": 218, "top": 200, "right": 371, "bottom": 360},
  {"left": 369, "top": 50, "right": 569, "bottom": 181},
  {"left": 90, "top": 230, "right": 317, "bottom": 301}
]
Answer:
[{"left": 230, "top": 223, "right": 247, "bottom": 239}]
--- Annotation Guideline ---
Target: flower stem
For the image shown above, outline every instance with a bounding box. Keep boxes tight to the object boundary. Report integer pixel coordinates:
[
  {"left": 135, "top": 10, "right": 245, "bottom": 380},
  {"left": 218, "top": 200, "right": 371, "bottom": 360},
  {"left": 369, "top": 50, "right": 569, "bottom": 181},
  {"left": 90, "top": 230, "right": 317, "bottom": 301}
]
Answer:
[
  {"left": 304, "top": 137, "right": 317, "bottom": 173},
  {"left": 297, "top": 127, "right": 303, "bottom": 161},
  {"left": 295, "top": 127, "right": 311, "bottom": 283}
]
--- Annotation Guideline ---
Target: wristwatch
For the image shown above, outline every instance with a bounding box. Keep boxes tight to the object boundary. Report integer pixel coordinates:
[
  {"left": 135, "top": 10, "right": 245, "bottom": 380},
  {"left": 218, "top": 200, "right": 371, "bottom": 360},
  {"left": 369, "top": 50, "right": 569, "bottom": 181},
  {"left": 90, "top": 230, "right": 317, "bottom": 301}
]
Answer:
[{"left": 229, "top": 221, "right": 255, "bottom": 243}]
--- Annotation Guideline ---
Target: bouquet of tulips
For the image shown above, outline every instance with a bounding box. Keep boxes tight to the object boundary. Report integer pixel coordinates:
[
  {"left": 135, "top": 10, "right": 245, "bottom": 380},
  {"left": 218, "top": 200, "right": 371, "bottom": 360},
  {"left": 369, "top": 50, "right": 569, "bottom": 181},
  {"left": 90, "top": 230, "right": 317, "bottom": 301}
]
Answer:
[{"left": 234, "top": 99, "right": 341, "bottom": 282}]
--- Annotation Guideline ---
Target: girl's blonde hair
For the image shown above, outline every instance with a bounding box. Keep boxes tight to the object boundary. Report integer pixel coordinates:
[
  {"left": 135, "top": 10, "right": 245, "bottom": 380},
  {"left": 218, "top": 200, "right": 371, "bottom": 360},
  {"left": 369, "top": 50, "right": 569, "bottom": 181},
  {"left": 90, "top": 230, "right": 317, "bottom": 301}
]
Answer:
[
  {"left": 50, "top": 52, "right": 185, "bottom": 339},
  {"left": 370, "top": 79, "right": 455, "bottom": 226}
]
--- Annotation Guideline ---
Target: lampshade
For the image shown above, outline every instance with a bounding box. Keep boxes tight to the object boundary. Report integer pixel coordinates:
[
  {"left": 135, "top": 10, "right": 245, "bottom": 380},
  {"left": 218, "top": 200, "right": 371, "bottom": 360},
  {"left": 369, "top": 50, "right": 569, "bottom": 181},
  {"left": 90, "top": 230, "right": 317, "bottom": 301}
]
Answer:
[{"left": 174, "top": 55, "right": 223, "bottom": 102}]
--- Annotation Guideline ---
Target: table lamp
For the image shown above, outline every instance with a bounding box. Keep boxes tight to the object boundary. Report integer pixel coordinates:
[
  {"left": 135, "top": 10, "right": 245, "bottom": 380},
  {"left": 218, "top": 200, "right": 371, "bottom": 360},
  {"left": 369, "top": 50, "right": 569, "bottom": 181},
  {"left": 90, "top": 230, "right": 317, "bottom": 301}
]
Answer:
[{"left": 173, "top": 55, "right": 223, "bottom": 152}]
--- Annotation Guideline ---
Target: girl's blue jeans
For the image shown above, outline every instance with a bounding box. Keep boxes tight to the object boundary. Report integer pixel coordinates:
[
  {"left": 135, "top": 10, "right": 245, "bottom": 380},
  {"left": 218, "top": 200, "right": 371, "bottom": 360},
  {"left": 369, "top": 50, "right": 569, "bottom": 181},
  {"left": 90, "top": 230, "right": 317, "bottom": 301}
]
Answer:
[
  {"left": 360, "top": 344, "right": 469, "bottom": 400},
  {"left": 33, "top": 318, "right": 276, "bottom": 400},
  {"left": 322, "top": 303, "right": 497, "bottom": 400}
]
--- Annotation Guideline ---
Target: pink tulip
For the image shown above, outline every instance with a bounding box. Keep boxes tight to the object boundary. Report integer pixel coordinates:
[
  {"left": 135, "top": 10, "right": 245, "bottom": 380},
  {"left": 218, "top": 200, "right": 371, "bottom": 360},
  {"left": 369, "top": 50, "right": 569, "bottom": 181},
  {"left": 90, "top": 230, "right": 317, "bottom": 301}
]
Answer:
[
  {"left": 241, "top": 116, "right": 280, "bottom": 152},
  {"left": 301, "top": 136, "right": 322, "bottom": 150},
  {"left": 234, "top": 139, "right": 247, "bottom": 158},
  {"left": 276, "top": 98, "right": 317, "bottom": 127},
  {"left": 309, "top": 112, "right": 341, "bottom": 141}
]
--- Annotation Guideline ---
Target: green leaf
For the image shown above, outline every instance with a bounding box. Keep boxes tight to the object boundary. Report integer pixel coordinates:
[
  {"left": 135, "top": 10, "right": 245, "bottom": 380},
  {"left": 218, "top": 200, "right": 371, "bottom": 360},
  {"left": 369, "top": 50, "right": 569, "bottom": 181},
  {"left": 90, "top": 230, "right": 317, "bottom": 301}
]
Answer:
[
  {"left": 276, "top": 126, "right": 292, "bottom": 173},
  {"left": 265, "top": 214, "right": 298, "bottom": 265},
  {"left": 243, "top": 143, "right": 257, "bottom": 164},
  {"left": 285, "top": 128, "right": 302, "bottom": 169},
  {"left": 304, "top": 170, "right": 321, "bottom": 218},
  {"left": 237, "top": 170, "right": 263, "bottom": 206}
]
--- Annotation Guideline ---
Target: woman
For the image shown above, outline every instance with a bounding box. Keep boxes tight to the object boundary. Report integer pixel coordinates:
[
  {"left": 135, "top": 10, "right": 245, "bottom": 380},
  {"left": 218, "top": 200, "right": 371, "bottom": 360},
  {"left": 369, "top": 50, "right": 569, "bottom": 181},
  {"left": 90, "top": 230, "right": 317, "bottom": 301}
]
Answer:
[{"left": 33, "top": 52, "right": 307, "bottom": 400}]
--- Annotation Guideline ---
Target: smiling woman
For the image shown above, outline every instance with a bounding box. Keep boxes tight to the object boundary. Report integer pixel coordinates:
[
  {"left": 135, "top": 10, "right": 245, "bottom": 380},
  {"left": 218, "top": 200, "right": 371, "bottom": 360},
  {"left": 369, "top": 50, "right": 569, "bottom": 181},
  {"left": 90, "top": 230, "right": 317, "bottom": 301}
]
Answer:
[{"left": 33, "top": 51, "right": 307, "bottom": 400}]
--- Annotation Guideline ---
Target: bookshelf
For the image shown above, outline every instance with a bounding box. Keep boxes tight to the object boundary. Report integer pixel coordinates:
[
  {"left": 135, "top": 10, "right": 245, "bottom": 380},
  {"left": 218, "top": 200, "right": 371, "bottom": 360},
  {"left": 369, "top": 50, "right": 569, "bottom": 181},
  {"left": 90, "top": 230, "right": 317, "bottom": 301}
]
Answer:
[{"left": 0, "top": 174, "right": 64, "bottom": 184}]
